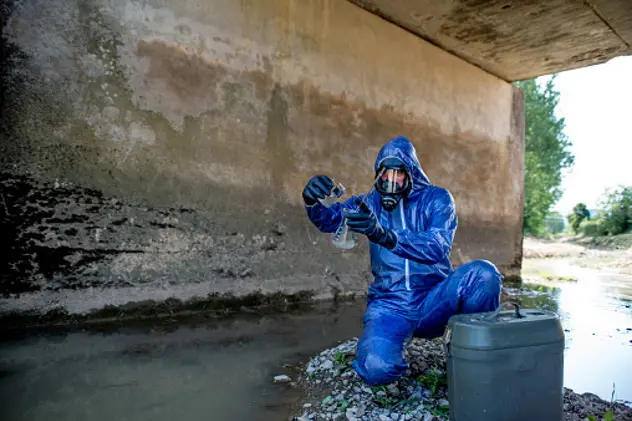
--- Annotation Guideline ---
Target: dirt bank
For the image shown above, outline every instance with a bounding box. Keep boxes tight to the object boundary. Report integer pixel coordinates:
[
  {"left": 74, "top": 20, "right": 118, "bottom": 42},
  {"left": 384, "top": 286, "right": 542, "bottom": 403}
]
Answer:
[{"left": 523, "top": 236, "right": 632, "bottom": 276}]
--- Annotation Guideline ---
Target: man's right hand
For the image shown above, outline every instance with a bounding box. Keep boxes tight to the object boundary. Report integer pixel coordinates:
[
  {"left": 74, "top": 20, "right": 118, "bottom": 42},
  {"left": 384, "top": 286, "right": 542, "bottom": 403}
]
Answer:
[{"left": 302, "top": 175, "right": 335, "bottom": 206}]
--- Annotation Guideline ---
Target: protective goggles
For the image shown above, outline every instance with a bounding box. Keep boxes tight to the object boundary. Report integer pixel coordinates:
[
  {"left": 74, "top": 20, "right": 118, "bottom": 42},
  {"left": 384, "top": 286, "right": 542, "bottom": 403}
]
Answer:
[{"left": 375, "top": 166, "right": 410, "bottom": 195}]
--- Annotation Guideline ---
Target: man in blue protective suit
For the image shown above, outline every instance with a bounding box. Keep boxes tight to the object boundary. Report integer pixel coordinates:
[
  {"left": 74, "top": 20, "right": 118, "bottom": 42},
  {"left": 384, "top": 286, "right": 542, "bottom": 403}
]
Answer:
[{"left": 302, "top": 136, "right": 503, "bottom": 386}]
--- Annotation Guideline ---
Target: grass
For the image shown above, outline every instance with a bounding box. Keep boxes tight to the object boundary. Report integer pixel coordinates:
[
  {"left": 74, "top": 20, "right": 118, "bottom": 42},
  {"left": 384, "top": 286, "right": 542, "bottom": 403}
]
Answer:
[
  {"left": 333, "top": 350, "right": 352, "bottom": 369},
  {"left": 521, "top": 267, "right": 578, "bottom": 282},
  {"left": 571, "top": 232, "right": 632, "bottom": 251},
  {"left": 540, "top": 273, "right": 577, "bottom": 282},
  {"left": 417, "top": 368, "right": 448, "bottom": 396},
  {"left": 587, "top": 410, "right": 615, "bottom": 421}
]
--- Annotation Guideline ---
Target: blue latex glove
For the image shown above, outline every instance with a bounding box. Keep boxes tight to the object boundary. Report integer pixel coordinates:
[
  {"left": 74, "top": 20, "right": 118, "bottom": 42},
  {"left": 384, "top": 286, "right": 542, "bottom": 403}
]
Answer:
[
  {"left": 346, "top": 201, "right": 397, "bottom": 249},
  {"left": 302, "top": 175, "right": 335, "bottom": 206}
]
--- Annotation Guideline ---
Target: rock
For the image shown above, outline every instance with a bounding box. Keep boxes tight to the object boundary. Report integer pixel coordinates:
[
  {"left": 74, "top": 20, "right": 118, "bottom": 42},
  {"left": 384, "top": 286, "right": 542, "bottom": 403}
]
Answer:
[
  {"left": 273, "top": 374, "right": 291, "bottom": 383},
  {"left": 321, "top": 360, "right": 334, "bottom": 370},
  {"left": 376, "top": 391, "right": 386, "bottom": 398},
  {"left": 387, "top": 384, "right": 399, "bottom": 396},
  {"left": 271, "top": 221, "right": 286, "bottom": 236},
  {"left": 304, "top": 403, "right": 312, "bottom": 409},
  {"left": 379, "top": 415, "right": 391, "bottom": 421},
  {"left": 345, "top": 408, "right": 358, "bottom": 421}
]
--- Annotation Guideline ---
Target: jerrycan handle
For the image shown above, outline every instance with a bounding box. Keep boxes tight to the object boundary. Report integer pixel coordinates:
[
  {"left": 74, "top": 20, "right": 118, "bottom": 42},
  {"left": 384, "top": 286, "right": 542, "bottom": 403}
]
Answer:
[{"left": 485, "top": 301, "right": 524, "bottom": 321}]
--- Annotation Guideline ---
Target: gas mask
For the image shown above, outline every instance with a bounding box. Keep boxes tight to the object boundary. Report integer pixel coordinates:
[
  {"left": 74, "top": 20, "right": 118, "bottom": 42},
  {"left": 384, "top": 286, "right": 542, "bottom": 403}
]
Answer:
[{"left": 374, "top": 158, "right": 411, "bottom": 211}]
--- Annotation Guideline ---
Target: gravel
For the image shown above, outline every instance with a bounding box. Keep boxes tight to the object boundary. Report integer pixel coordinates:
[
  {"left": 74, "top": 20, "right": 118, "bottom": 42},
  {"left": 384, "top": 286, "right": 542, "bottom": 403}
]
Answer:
[{"left": 290, "top": 338, "right": 632, "bottom": 421}]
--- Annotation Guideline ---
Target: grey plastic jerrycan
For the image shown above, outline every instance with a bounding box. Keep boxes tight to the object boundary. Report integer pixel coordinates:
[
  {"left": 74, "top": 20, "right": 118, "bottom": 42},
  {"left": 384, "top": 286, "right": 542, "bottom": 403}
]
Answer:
[{"left": 444, "top": 302, "right": 565, "bottom": 421}]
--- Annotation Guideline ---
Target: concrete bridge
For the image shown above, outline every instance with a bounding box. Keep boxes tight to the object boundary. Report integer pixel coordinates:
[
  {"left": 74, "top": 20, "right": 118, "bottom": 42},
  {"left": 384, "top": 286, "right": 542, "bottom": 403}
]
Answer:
[{"left": 1, "top": 0, "right": 630, "bottom": 323}]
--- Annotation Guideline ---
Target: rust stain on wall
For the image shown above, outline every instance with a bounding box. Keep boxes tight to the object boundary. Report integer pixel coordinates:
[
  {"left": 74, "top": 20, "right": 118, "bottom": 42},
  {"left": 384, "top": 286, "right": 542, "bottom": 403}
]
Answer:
[{"left": 137, "top": 39, "right": 228, "bottom": 103}]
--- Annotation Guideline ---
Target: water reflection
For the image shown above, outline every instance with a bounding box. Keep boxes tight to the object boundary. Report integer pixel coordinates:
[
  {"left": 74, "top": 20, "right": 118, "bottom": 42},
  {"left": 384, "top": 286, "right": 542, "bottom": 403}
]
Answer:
[
  {"left": 503, "top": 282, "right": 562, "bottom": 314},
  {"left": 513, "top": 259, "right": 632, "bottom": 405}
]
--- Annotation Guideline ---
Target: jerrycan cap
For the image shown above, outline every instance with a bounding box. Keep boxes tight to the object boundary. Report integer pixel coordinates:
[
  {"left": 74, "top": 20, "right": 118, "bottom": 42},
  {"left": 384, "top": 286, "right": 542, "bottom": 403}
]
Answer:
[{"left": 445, "top": 302, "right": 565, "bottom": 352}]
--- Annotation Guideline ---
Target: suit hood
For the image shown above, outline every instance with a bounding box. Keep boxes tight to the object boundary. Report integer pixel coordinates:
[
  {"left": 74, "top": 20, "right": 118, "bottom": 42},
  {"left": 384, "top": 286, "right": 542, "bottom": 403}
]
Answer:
[{"left": 374, "top": 136, "right": 430, "bottom": 192}]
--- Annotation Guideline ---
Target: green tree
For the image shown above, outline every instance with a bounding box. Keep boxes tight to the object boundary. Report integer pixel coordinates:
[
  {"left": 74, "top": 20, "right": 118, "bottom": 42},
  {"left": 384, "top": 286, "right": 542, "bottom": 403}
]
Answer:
[
  {"left": 567, "top": 202, "right": 590, "bottom": 234},
  {"left": 514, "top": 77, "right": 575, "bottom": 236},
  {"left": 544, "top": 211, "right": 565, "bottom": 235},
  {"left": 599, "top": 186, "right": 632, "bottom": 235}
]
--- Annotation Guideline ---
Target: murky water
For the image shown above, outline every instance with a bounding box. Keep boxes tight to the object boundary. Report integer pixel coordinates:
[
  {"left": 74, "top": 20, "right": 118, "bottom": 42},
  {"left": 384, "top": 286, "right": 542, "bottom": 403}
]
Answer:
[{"left": 0, "top": 261, "right": 631, "bottom": 421}]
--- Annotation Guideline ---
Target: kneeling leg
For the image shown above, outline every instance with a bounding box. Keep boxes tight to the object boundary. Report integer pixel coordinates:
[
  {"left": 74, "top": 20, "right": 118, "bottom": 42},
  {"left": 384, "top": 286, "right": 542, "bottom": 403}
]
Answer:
[{"left": 352, "top": 306, "right": 414, "bottom": 386}]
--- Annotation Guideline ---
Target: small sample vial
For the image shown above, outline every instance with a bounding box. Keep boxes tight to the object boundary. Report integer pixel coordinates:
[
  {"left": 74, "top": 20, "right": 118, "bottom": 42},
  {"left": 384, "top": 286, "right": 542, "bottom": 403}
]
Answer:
[{"left": 318, "top": 182, "right": 346, "bottom": 208}]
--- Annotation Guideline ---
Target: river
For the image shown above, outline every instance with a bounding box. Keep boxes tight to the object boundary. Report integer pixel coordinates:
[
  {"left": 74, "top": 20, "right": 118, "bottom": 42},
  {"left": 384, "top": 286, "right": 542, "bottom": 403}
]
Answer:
[{"left": 0, "top": 259, "right": 630, "bottom": 421}]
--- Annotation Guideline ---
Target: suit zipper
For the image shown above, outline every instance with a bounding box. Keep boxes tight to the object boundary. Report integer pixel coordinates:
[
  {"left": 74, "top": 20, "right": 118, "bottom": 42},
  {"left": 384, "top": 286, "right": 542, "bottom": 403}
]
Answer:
[{"left": 399, "top": 202, "right": 410, "bottom": 291}]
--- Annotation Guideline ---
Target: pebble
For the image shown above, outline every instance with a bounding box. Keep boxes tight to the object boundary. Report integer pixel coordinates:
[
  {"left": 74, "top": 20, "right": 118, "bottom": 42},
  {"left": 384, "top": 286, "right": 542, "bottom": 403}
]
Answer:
[
  {"left": 387, "top": 384, "right": 399, "bottom": 395},
  {"left": 273, "top": 374, "right": 291, "bottom": 383}
]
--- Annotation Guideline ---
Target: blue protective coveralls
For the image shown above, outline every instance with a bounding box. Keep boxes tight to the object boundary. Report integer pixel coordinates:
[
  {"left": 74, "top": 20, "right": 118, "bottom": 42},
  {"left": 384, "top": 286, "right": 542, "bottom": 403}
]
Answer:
[{"left": 305, "top": 136, "right": 503, "bottom": 386}]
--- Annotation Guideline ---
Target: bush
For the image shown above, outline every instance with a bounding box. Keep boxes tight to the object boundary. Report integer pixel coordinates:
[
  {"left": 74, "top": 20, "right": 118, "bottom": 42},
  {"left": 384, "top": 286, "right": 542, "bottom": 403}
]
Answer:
[
  {"left": 599, "top": 186, "right": 632, "bottom": 236},
  {"left": 580, "top": 218, "right": 607, "bottom": 237},
  {"left": 544, "top": 211, "right": 565, "bottom": 235}
]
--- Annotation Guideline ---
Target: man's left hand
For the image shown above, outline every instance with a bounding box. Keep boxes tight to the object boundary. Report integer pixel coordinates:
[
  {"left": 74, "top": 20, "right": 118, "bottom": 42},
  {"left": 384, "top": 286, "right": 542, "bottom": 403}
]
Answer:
[{"left": 346, "top": 202, "right": 397, "bottom": 249}]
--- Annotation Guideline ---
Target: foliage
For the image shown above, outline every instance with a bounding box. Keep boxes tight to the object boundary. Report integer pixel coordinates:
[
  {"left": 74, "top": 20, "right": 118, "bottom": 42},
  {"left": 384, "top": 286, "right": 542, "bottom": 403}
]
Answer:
[
  {"left": 580, "top": 218, "right": 608, "bottom": 237},
  {"left": 598, "top": 186, "right": 632, "bottom": 236},
  {"left": 568, "top": 202, "right": 591, "bottom": 233},
  {"left": 514, "top": 77, "right": 575, "bottom": 235},
  {"left": 544, "top": 211, "right": 566, "bottom": 235},
  {"left": 417, "top": 368, "right": 448, "bottom": 395},
  {"left": 333, "top": 351, "right": 352, "bottom": 369},
  {"left": 587, "top": 410, "right": 615, "bottom": 421}
]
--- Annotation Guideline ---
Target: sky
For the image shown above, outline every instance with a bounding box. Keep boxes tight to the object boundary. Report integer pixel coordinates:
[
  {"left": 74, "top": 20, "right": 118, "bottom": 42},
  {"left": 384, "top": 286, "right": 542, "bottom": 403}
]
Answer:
[{"left": 538, "top": 56, "right": 632, "bottom": 216}]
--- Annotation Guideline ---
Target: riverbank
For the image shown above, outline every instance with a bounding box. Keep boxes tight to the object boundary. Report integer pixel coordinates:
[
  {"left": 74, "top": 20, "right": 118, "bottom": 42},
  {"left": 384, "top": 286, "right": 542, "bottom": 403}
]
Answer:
[
  {"left": 287, "top": 236, "right": 632, "bottom": 420},
  {"left": 522, "top": 235, "right": 632, "bottom": 276},
  {"left": 290, "top": 338, "right": 632, "bottom": 421}
]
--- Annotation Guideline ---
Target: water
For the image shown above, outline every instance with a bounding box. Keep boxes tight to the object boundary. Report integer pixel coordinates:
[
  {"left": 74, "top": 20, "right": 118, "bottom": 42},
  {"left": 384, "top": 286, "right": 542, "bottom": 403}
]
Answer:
[
  {"left": 0, "top": 261, "right": 630, "bottom": 420},
  {"left": 0, "top": 304, "right": 367, "bottom": 421},
  {"left": 516, "top": 258, "right": 632, "bottom": 404}
]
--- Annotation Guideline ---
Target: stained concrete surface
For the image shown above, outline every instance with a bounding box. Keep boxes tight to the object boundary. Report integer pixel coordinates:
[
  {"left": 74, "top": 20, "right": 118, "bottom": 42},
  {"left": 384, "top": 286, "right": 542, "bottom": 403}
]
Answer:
[
  {"left": 1, "top": 269, "right": 631, "bottom": 421},
  {"left": 1, "top": 0, "right": 523, "bottom": 318},
  {"left": 347, "top": 0, "right": 632, "bottom": 81}
]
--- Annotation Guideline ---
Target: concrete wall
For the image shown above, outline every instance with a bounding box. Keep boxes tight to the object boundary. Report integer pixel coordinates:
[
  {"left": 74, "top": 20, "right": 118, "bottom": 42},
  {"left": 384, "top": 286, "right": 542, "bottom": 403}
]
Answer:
[{"left": 0, "top": 0, "right": 524, "bottom": 319}]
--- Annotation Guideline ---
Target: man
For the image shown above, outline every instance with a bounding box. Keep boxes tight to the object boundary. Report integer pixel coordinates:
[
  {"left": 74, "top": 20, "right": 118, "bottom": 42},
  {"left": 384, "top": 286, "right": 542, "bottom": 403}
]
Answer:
[{"left": 302, "top": 136, "right": 502, "bottom": 386}]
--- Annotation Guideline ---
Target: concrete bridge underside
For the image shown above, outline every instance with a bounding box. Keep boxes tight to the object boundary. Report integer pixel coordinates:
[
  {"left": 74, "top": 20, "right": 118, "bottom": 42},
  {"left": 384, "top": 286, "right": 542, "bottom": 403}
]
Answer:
[
  {"left": 1, "top": 0, "right": 630, "bottom": 324},
  {"left": 349, "top": 0, "right": 632, "bottom": 81}
]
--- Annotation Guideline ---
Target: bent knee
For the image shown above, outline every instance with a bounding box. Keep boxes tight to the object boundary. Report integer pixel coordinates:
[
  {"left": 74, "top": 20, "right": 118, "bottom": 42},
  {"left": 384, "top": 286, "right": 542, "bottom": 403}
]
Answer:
[
  {"left": 352, "top": 353, "right": 405, "bottom": 386},
  {"left": 467, "top": 260, "right": 502, "bottom": 280},
  {"left": 460, "top": 260, "right": 502, "bottom": 310}
]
